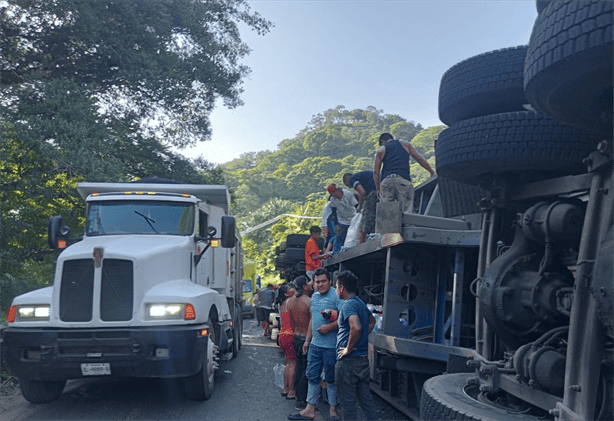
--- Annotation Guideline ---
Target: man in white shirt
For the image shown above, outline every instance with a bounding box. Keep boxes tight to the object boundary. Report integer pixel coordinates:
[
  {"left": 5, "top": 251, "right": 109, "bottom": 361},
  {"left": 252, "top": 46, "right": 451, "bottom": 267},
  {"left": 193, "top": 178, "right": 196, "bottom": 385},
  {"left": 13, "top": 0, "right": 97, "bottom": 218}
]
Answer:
[{"left": 327, "top": 184, "right": 357, "bottom": 252}]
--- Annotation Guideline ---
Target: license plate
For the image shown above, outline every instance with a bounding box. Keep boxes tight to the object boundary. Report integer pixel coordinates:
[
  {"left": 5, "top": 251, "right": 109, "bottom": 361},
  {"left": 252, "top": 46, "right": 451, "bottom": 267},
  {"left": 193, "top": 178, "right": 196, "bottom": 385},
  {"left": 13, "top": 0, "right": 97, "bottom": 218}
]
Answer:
[{"left": 81, "top": 363, "right": 111, "bottom": 376}]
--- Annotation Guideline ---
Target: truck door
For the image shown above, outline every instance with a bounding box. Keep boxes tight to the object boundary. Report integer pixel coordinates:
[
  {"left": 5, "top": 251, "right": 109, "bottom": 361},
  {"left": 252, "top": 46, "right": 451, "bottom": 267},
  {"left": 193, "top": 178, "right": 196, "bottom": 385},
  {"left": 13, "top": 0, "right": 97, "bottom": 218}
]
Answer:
[{"left": 196, "top": 209, "right": 213, "bottom": 286}]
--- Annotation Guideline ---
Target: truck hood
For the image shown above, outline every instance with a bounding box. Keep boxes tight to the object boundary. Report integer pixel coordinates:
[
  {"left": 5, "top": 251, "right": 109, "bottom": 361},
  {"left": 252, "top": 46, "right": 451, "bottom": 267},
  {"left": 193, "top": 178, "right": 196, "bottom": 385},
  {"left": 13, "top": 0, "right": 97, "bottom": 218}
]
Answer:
[{"left": 59, "top": 235, "right": 192, "bottom": 262}]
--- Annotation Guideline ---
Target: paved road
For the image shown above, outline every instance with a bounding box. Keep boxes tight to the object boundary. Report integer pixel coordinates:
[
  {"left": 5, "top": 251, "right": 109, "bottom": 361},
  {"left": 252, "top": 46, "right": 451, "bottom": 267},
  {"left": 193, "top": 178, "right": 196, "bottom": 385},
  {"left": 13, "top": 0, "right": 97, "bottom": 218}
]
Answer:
[{"left": 1, "top": 318, "right": 405, "bottom": 421}]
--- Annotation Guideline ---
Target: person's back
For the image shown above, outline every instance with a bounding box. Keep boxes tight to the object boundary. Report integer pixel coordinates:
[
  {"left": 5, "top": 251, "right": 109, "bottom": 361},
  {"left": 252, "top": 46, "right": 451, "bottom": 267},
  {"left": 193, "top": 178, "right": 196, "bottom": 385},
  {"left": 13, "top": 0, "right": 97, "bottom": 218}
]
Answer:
[
  {"left": 259, "top": 287, "right": 275, "bottom": 309},
  {"left": 381, "top": 139, "right": 411, "bottom": 182},
  {"left": 288, "top": 294, "right": 311, "bottom": 337}
]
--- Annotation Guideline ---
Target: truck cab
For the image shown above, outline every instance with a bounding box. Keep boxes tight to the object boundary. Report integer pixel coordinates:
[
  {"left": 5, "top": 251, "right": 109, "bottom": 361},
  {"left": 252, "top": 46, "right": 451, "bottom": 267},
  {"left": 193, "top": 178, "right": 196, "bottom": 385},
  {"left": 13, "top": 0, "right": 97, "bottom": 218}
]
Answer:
[{"left": 3, "top": 181, "right": 243, "bottom": 403}]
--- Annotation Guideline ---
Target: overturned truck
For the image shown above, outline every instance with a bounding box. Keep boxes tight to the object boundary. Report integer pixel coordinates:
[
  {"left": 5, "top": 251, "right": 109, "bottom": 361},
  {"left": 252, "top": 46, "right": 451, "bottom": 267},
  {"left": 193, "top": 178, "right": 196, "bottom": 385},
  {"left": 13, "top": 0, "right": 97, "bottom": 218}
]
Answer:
[{"left": 329, "top": 2, "right": 613, "bottom": 420}]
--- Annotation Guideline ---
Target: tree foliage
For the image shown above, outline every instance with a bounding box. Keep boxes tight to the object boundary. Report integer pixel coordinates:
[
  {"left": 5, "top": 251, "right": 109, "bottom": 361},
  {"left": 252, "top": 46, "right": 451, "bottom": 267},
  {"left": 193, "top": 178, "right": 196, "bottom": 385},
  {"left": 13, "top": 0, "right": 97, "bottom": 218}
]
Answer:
[
  {"left": 1, "top": 0, "right": 270, "bottom": 315},
  {"left": 1, "top": 0, "right": 272, "bottom": 147}
]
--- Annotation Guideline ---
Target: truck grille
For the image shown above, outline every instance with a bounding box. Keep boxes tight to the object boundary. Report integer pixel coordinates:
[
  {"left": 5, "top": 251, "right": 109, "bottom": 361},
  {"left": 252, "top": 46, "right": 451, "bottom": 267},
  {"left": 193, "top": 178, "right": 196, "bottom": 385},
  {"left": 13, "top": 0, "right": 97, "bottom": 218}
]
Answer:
[
  {"left": 100, "top": 259, "right": 134, "bottom": 321},
  {"left": 59, "top": 259, "right": 134, "bottom": 322},
  {"left": 60, "top": 259, "right": 95, "bottom": 322}
]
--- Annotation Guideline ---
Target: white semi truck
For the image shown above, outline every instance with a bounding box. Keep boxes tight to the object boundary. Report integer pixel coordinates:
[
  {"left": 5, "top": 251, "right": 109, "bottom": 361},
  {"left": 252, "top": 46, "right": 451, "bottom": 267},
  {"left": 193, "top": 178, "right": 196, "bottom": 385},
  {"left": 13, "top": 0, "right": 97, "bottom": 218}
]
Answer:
[{"left": 3, "top": 180, "right": 244, "bottom": 403}]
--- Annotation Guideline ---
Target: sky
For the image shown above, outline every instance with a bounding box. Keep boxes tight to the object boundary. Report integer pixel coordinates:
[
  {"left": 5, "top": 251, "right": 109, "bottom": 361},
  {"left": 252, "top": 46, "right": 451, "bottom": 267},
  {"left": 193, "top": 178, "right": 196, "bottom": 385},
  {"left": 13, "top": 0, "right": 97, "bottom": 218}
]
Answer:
[{"left": 180, "top": 0, "right": 538, "bottom": 165}]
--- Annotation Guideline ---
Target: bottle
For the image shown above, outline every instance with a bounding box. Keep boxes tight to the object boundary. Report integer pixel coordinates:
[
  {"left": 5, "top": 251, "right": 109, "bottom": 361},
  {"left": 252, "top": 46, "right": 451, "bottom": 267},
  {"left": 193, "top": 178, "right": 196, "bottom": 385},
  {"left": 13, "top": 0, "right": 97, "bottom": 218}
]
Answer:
[{"left": 320, "top": 309, "right": 338, "bottom": 322}]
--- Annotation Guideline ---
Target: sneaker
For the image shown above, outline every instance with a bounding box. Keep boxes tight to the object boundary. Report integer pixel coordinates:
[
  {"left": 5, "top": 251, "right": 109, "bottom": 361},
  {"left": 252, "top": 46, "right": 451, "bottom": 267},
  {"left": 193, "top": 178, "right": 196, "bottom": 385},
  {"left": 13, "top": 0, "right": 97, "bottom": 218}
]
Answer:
[{"left": 295, "top": 401, "right": 307, "bottom": 411}]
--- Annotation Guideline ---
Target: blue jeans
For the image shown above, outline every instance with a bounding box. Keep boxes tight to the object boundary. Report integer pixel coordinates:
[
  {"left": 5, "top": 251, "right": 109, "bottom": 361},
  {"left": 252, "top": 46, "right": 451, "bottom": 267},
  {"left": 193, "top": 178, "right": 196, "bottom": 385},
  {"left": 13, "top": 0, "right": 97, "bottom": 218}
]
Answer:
[
  {"left": 305, "top": 344, "right": 338, "bottom": 406},
  {"left": 335, "top": 223, "right": 349, "bottom": 253},
  {"left": 335, "top": 356, "right": 378, "bottom": 420}
]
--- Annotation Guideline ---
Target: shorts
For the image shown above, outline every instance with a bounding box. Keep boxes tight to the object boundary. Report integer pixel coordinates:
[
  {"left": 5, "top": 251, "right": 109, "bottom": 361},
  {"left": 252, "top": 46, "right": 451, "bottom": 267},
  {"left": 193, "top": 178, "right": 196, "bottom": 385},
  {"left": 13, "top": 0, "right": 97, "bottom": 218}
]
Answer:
[
  {"left": 257, "top": 307, "right": 272, "bottom": 323},
  {"left": 359, "top": 190, "right": 378, "bottom": 234},
  {"left": 280, "top": 333, "right": 296, "bottom": 360}
]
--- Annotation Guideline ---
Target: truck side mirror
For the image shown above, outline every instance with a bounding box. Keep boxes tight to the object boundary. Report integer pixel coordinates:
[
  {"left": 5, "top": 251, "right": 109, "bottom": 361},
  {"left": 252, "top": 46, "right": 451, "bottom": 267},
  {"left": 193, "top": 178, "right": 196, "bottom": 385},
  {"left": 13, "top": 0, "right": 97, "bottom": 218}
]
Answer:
[
  {"left": 48, "top": 216, "right": 71, "bottom": 249},
  {"left": 221, "top": 216, "right": 236, "bottom": 248}
]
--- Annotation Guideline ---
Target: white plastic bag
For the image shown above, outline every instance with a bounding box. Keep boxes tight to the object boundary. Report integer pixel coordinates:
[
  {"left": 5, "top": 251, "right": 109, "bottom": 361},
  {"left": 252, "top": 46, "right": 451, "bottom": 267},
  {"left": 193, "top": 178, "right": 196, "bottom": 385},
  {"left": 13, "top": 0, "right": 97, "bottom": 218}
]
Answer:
[
  {"left": 274, "top": 363, "right": 285, "bottom": 389},
  {"left": 343, "top": 213, "right": 362, "bottom": 249}
]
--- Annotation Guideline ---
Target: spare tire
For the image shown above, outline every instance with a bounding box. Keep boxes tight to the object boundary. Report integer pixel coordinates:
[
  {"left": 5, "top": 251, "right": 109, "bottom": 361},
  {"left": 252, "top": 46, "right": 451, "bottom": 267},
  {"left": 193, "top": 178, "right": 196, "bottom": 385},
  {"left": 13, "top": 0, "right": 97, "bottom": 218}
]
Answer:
[
  {"left": 524, "top": 0, "right": 613, "bottom": 136},
  {"left": 435, "top": 111, "right": 601, "bottom": 185},
  {"left": 438, "top": 46, "right": 528, "bottom": 125}
]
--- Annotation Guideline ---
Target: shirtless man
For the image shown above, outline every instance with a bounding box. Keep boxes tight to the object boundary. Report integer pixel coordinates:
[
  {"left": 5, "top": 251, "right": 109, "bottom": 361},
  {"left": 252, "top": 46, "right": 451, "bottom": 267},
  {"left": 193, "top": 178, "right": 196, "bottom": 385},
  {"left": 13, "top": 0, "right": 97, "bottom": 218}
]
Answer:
[{"left": 287, "top": 275, "right": 313, "bottom": 411}]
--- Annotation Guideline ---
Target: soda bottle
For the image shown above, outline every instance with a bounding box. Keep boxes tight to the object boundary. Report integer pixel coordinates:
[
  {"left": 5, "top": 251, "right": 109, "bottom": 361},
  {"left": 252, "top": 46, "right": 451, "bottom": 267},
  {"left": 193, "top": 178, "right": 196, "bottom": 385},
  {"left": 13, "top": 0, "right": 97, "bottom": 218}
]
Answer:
[{"left": 320, "top": 309, "right": 338, "bottom": 322}]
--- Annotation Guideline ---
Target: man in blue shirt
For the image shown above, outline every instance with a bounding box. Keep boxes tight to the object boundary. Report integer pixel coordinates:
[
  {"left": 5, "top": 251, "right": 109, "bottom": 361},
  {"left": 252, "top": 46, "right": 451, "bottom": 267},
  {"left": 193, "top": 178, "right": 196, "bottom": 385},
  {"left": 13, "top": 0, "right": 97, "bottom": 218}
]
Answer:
[
  {"left": 335, "top": 270, "right": 378, "bottom": 420},
  {"left": 373, "top": 132, "right": 435, "bottom": 214},
  {"left": 288, "top": 267, "right": 344, "bottom": 421},
  {"left": 343, "top": 171, "right": 378, "bottom": 244}
]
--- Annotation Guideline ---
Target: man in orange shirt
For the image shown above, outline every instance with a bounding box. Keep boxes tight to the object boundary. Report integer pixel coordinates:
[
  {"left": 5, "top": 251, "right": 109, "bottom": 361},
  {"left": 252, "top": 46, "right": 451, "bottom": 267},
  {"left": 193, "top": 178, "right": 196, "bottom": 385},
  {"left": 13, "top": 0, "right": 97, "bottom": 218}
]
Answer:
[{"left": 305, "top": 226, "right": 327, "bottom": 280}]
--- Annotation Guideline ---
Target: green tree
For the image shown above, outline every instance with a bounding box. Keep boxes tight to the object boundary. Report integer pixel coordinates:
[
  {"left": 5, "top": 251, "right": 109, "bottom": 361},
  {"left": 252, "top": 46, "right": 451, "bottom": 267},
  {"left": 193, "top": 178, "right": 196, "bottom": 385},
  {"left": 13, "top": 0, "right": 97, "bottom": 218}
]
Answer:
[
  {"left": 1, "top": 0, "right": 270, "bottom": 316},
  {"left": 1, "top": 0, "right": 272, "bottom": 147},
  {"left": 223, "top": 106, "right": 437, "bottom": 279}
]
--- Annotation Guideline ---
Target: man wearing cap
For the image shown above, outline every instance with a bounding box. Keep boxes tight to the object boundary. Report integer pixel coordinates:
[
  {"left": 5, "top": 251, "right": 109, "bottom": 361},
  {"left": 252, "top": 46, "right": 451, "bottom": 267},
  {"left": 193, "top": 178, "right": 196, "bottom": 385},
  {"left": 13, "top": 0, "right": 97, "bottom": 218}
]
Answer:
[
  {"left": 327, "top": 183, "right": 358, "bottom": 251},
  {"left": 343, "top": 171, "right": 378, "bottom": 244},
  {"left": 374, "top": 132, "right": 435, "bottom": 213}
]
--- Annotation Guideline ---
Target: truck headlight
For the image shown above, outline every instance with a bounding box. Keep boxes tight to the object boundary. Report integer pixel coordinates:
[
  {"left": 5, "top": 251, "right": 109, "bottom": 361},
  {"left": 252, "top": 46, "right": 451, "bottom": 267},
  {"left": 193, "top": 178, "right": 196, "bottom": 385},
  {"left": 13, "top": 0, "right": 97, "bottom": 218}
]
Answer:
[
  {"left": 15, "top": 305, "right": 51, "bottom": 321},
  {"left": 147, "top": 303, "right": 195, "bottom": 320}
]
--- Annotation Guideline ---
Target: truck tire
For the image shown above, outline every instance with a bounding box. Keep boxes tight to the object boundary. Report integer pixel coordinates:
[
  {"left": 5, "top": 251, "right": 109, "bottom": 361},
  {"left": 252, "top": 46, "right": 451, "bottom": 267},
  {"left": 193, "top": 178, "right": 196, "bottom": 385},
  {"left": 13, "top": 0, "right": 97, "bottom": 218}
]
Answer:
[
  {"left": 435, "top": 111, "right": 601, "bottom": 185},
  {"left": 184, "top": 322, "right": 216, "bottom": 400},
  {"left": 524, "top": 0, "right": 613, "bottom": 136},
  {"left": 275, "top": 253, "right": 287, "bottom": 268},
  {"left": 286, "top": 234, "right": 310, "bottom": 248},
  {"left": 19, "top": 379, "right": 66, "bottom": 404},
  {"left": 535, "top": 0, "right": 551, "bottom": 14},
  {"left": 284, "top": 247, "right": 306, "bottom": 263},
  {"left": 421, "top": 373, "right": 545, "bottom": 421},
  {"left": 439, "top": 46, "right": 528, "bottom": 125}
]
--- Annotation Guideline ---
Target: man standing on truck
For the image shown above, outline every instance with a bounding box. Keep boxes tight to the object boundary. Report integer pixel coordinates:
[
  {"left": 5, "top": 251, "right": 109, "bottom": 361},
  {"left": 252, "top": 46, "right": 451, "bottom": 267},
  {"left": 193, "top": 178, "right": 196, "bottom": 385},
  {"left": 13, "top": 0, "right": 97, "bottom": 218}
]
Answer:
[
  {"left": 343, "top": 171, "right": 378, "bottom": 244},
  {"left": 327, "top": 183, "right": 358, "bottom": 250},
  {"left": 305, "top": 226, "right": 328, "bottom": 280},
  {"left": 335, "top": 270, "right": 378, "bottom": 421},
  {"left": 288, "top": 275, "right": 314, "bottom": 411},
  {"left": 289, "top": 267, "right": 343, "bottom": 421},
  {"left": 373, "top": 132, "right": 435, "bottom": 213}
]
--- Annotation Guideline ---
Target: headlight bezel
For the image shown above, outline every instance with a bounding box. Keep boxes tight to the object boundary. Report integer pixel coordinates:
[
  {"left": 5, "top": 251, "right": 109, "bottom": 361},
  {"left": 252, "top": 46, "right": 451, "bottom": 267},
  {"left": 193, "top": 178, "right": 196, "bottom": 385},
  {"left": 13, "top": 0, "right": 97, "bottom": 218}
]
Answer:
[
  {"left": 146, "top": 303, "right": 195, "bottom": 320},
  {"left": 14, "top": 305, "right": 51, "bottom": 322}
]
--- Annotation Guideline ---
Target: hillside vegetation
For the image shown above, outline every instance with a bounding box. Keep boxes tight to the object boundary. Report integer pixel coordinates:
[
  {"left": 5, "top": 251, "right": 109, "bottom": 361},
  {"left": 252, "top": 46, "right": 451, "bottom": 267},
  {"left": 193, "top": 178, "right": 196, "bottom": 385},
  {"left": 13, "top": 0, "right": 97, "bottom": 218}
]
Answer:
[{"left": 221, "top": 105, "right": 445, "bottom": 283}]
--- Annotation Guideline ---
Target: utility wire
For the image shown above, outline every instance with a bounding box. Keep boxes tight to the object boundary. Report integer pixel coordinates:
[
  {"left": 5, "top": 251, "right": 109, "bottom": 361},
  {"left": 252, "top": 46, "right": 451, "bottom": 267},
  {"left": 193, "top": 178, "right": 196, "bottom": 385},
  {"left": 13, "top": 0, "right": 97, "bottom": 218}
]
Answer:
[{"left": 240, "top": 214, "right": 319, "bottom": 236}]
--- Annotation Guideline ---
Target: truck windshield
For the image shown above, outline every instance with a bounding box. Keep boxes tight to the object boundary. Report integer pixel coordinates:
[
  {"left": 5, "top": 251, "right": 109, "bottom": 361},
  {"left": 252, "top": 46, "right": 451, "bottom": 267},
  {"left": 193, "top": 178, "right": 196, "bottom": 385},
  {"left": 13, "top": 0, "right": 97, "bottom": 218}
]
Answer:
[{"left": 86, "top": 201, "right": 195, "bottom": 236}]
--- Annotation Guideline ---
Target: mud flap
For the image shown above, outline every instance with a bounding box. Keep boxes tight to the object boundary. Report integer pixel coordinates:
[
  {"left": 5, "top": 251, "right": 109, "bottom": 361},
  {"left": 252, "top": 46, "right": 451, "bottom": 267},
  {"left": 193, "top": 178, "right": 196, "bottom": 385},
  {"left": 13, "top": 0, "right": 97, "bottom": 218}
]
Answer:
[{"left": 218, "top": 321, "right": 233, "bottom": 361}]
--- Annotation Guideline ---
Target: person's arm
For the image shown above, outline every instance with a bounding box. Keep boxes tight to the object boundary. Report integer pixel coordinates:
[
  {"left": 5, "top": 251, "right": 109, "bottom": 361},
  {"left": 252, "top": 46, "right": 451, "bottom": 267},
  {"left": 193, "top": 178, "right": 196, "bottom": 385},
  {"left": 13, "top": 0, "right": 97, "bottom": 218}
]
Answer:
[
  {"left": 403, "top": 141, "right": 436, "bottom": 176},
  {"left": 368, "top": 312, "right": 375, "bottom": 334},
  {"left": 355, "top": 184, "right": 366, "bottom": 210},
  {"left": 317, "top": 318, "right": 338, "bottom": 335},
  {"left": 303, "top": 317, "right": 313, "bottom": 354},
  {"left": 373, "top": 146, "right": 385, "bottom": 198},
  {"left": 337, "top": 314, "right": 361, "bottom": 359}
]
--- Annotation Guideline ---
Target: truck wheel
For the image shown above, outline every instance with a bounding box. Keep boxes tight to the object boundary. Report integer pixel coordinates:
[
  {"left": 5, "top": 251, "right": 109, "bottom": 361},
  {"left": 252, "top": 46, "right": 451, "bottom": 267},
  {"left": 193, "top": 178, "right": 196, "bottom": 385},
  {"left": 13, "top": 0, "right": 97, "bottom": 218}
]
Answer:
[
  {"left": 438, "top": 46, "right": 528, "bottom": 125},
  {"left": 19, "top": 379, "right": 66, "bottom": 404},
  {"left": 184, "top": 323, "right": 216, "bottom": 400},
  {"left": 435, "top": 111, "right": 601, "bottom": 185},
  {"left": 420, "top": 373, "right": 546, "bottom": 421},
  {"left": 524, "top": 0, "right": 613, "bottom": 136}
]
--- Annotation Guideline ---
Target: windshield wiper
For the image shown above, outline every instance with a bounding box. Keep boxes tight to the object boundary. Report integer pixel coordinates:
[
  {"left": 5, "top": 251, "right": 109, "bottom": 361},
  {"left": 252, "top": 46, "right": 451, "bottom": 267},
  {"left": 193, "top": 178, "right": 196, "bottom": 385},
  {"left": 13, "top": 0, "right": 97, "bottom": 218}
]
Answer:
[{"left": 134, "top": 211, "right": 159, "bottom": 234}]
